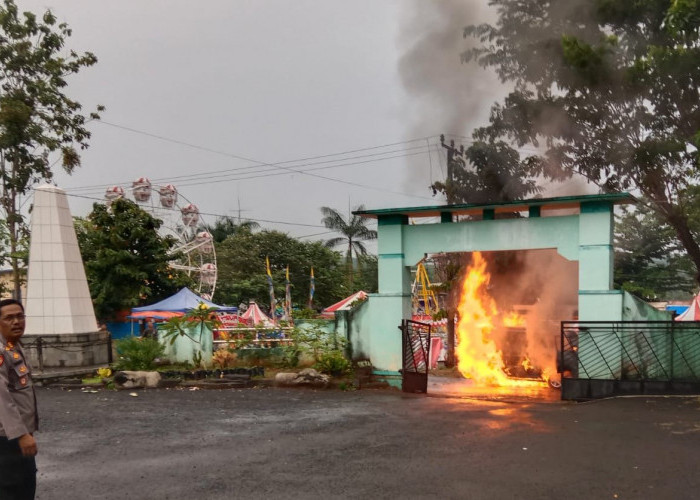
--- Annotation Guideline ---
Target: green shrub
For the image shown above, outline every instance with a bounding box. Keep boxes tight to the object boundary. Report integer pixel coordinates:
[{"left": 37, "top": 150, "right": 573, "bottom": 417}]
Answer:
[
  {"left": 234, "top": 347, "right": 285, "bottom": 366},
  {"left": 314, "top": 350, "right": 351, "bottom": 376},
  {"left": 293, "top": 308, "right": 317, "bottom": 319},
  {"left": 114, "top": 336, "right": 165, "bottom": 371}
]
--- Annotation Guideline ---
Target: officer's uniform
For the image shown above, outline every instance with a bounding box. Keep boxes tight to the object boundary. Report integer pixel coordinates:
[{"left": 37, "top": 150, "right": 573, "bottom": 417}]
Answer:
[{"left": 0, "top": 337, "right": 38, "bottom": 499}]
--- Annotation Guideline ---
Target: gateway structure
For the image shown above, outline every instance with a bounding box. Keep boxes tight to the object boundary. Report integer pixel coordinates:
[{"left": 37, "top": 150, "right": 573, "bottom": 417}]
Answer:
[{"left": 350, "top": 193, "right": 670, "bottom": 375}]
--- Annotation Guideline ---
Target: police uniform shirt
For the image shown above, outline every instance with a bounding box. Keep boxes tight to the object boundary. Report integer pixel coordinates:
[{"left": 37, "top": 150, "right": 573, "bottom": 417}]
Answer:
[{"left": 0, "top": 337, "right": 38, "bottom": 440}]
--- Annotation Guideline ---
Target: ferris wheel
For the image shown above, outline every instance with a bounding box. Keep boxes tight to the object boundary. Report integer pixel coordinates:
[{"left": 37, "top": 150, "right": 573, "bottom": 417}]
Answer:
[{"left": 104, "top": 178, "right": 217, "bottom": 300}]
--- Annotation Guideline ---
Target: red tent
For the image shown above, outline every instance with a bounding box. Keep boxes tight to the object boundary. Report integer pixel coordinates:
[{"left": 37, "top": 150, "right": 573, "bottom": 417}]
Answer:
[
  {"left": 321, "top": 291, "right": 368, "bottom": 318},
  {"left": 128, "top": 310, "right": 184, "bottom": 320},
  {"left": 240, "top": 301, "right": 275, "bottom": 327},
  {"left": 675, "top": 295, "right": 700, "bottom": 321}
]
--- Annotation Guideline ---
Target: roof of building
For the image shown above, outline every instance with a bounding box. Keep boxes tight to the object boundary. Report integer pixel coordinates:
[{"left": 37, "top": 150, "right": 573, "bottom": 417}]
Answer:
[{"left": 354, "top": 192, "right": 635, "bottom": 219}]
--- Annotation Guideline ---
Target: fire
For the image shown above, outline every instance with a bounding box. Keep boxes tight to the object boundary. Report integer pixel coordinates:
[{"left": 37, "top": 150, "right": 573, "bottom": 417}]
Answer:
[
  {"left": 503, "top": 312, "right": 526, "bottom": 328},
  {"left": 455, "top": 252, "right": 547, "bottom": 388}
]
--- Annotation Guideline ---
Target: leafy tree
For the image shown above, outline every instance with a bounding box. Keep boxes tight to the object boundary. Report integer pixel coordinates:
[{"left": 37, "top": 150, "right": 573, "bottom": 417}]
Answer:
[
  {"left": 352, "top": 254, "right": 378, "bottom": 294},
  {"left": 215, "top": 229, "right": 347, "bottom": 311},
  {"left": 0, "top": 0, "right": 103, "bottom": 299},
  {"left": 321, "top": 205, "right": 377, "bottom": 286},
  {"left": 431, "top": 135, "right": 542, "bottom": 204},
  {"left": 75, "top": 199, "right": 192, "bottom": 321},
  {"left": 461, "top": 0, "right": 700, "bottom": 283},
  {"left": 200, "top": 216, "right": 259, "bottom": 243},
  {"left": 615, "top": 196, "right": 696, "bottom": 301}
]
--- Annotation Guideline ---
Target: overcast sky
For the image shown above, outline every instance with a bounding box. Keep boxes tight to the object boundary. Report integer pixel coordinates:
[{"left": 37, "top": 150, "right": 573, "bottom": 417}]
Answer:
[{"left": 16, "top": 0, "right": 507, "bottom": 244}]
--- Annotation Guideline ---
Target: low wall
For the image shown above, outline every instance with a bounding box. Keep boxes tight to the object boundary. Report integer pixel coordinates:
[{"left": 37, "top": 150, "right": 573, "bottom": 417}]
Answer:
[
  {"left": 160, "top": 325, "right": 213, "bottom": 368},
  {"left": 622, "top": 291, "right": 673, "bottom": 321},
  {"left": 21, "top": 331, "right": 111, "bottom": 370}
]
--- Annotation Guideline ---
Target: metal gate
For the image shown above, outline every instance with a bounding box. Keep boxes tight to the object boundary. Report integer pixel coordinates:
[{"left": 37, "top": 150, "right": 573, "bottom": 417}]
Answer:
[
  {"left": 559, "top": 321, "right": 700, "bottom": 400},
  {"left": 399, "top": 319, "right": 431, "bottom": 393}
]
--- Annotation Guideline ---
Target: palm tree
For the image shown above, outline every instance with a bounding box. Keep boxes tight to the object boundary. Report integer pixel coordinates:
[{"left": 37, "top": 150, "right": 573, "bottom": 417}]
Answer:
[
  {"left": 321, "top": 206, "right": 377, "bottom": 286},
  {"left": 201, "top": 216, "right": 259, "bottom": 243}
]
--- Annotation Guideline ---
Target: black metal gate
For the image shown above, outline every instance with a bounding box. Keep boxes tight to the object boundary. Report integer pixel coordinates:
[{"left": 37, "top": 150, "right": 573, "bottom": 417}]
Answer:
[
  {"left": 559, "top": 321, "right": 700, "bottom": 400},
  {"left": 399, "top": 319, "right": 431, "bottom": 393}
]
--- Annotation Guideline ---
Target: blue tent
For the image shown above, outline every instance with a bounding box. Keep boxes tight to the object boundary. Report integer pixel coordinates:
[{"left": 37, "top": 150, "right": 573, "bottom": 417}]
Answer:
[
  {"left": 131, "top": 287, "right": 237, "bottom": 314},
  {"left": 666, "top": 305, "right": 689, "bottom": 316}
]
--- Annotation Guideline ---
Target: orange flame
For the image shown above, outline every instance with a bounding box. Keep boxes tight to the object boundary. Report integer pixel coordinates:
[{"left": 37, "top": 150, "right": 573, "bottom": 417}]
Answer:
[
  {"left": 503, "top": 312, "right": 526, "bottom": 328},
  {"left": 456, "top": 252, "right": 546, "bottom": 388}
]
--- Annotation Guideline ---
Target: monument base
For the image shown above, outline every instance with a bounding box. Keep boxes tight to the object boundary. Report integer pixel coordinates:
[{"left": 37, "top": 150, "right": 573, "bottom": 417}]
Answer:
[{"left": 21, "top": 331, "right": 111, "bottom": 371}]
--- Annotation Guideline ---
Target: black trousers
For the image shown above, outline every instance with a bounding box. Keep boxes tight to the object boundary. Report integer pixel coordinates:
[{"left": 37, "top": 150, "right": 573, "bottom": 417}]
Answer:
[{"left": 0, "top": 436, "right": 36, "bottom": 500}]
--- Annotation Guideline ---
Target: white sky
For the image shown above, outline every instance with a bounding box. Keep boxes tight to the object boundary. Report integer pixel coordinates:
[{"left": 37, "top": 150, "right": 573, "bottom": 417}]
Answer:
[{"left": 15, "top": 0, "right": 505, "bottom": 245}]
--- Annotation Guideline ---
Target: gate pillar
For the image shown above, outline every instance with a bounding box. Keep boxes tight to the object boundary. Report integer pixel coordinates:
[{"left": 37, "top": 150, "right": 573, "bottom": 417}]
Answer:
[
  {"left": 368, "top": 215, "right": 412, "bottom": 372},
  {"left": 578, "top": 201, "right": 622, "bottom": 321}
]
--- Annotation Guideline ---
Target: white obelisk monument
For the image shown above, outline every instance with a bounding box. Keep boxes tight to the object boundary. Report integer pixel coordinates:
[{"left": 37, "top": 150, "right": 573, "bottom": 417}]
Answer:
[{"left": 23, "top": 185, "right": 108, "bottom": 369}]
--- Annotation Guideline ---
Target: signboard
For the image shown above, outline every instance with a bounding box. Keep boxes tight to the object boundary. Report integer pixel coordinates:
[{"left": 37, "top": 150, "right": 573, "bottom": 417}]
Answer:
[{"left": 216, "top": 312, "right": 240, "bottom": 329}]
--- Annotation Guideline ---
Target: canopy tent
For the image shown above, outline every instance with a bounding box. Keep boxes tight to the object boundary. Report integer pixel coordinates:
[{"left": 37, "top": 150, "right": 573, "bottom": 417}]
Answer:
[
  {"left": 132, "top": 287, "right": 236, "bottom": 313},
  {"left": 128, "top": 310, "right": 184, "bottom": 320},
  {"left": 675, "top": 295, "right": 700, "bottom": 321},
  {"left": 667, "top": 305, "right": 689, "bottom": 315},
  {"left": 240, "top": 301, "right": 275, "bottom": 328},
  {"left": 320, "top": 291, "right": 368, "bottom": 319},
  {"left": 131, "top": 287, "right": 237, "bottom": 316}
]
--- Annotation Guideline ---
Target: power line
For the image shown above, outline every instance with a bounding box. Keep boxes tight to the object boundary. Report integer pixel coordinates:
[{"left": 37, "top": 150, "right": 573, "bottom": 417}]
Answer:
[
  {"left": 68, "top": 121, "right": 441, "bottom": 201},
  {"left": 61, "top": 192, "right": 329, "bottom": 229},
  {"left": 76, "top": 120, "right": 436, "bottom": 187},
  {"left": 442, "top": 133, "right": 544, "bottom": 156},
  {"left": 66, "top": 143, "right": 434, "bottom": 193}
]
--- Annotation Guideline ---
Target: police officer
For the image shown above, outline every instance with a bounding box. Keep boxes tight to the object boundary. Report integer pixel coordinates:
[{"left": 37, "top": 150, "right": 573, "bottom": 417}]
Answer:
[{"left": 0, "top": 298, "right": 38, "bottom": 500}]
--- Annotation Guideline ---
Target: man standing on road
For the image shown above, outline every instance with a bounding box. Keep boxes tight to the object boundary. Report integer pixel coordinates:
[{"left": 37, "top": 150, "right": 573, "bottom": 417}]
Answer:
[{"left": 0, "top": 299, "right": 38, "bottom": 500}]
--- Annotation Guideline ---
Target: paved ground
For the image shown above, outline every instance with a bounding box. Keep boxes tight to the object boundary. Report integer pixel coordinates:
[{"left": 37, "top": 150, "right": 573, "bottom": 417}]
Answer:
[{"left": 33, "top": 383, "right": 700, "bottom": 500}]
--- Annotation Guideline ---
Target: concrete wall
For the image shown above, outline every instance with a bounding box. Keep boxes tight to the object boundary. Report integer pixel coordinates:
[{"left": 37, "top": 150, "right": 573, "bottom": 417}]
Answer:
[
  {"left": 622, "top": 291, "right": 673, "bottom": 321},
  {"left": 160, "top": 325, "right": 213, "bottom": 367},
  {"left": 22, "top": 331, "right": 111, "bottom": 370}
]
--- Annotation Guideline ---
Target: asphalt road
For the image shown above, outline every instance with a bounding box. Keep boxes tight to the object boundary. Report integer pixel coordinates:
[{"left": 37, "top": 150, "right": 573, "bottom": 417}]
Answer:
[{"left": 33, "top": 385, "right": 700, "bottom": 500}]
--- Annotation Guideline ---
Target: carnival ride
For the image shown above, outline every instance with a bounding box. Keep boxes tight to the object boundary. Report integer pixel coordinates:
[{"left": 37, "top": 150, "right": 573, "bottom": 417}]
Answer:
[
  {"left": 104, "top": 178, "right": 218, "bottom": 299},
  {"left": 412, "top": 261, "right": 439, "bottom": 317},
  {"left": 411, "top": 260, "right": 447, "bottom": 369}
]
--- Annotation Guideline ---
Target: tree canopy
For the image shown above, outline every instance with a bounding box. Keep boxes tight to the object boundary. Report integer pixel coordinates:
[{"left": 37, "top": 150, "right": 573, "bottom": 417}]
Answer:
[
  {"left": 321, "top": 205, "right": 377, "bottom": 286},
  {"left": 200, "top": 216, "right": 259, "bottom": 243},
  {"left": 615, "top": 189, "right": 700, "bottom": 300},
  {"left": 75, "top": 199, "right": 191, "bottom": 321},
  {"left": 431, "top": 135, "right": 543, "bottom": 204},
  {"left": 460, "top": 0, "right": 700, "bottom": 281},
  {"left": 0, "top": 0, "right": 103, "bottom": 298},
  {"left": 214, "top": 229, "right": 349, "bottom": 310}
]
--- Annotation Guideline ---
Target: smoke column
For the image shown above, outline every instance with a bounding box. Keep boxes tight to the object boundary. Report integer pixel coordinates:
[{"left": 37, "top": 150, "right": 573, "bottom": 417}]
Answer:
[
  {"left": 397, "top": 0, "right": 595, "bottom": 197},
  {"left": 397, "top": 0, "right": 506, "bottom": 188}
]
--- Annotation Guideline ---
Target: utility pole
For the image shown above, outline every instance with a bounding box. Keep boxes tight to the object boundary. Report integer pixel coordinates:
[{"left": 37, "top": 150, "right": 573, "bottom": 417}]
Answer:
[
  {"left": 440, "top": 134, "right": 465, "bottom": 205},
  {"left": 438, "top": 135, "right": 466, "bottom": 369}
]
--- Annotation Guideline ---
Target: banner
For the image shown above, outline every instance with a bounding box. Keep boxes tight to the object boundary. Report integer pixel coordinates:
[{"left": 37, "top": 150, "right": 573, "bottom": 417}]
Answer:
[
  {"left": 285, "top": 265, "right": 292, "bottom": 322},
  {"left": 266, "top": 256, "right": 276, "bottom": 317},
  {"left": 308, "top": 267, "right": 315, "bottom": 309}
]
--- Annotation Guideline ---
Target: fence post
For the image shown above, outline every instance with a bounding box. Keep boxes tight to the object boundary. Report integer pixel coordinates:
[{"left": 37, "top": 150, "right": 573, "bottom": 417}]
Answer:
[
  {"left": 670, "top": 321, "right": 674, "bottom": 379},
  {"left": 107, "top": 334, "right": 113, "bottom": 364},
  {"left": 36, "top": 337, "right": 44, "bottom": 372}
]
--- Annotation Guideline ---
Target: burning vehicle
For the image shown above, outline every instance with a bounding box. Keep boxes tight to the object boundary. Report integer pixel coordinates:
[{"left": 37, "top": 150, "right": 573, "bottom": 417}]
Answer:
[{"left": 449, "top": 250, "right": 578, "bottom": 389}]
